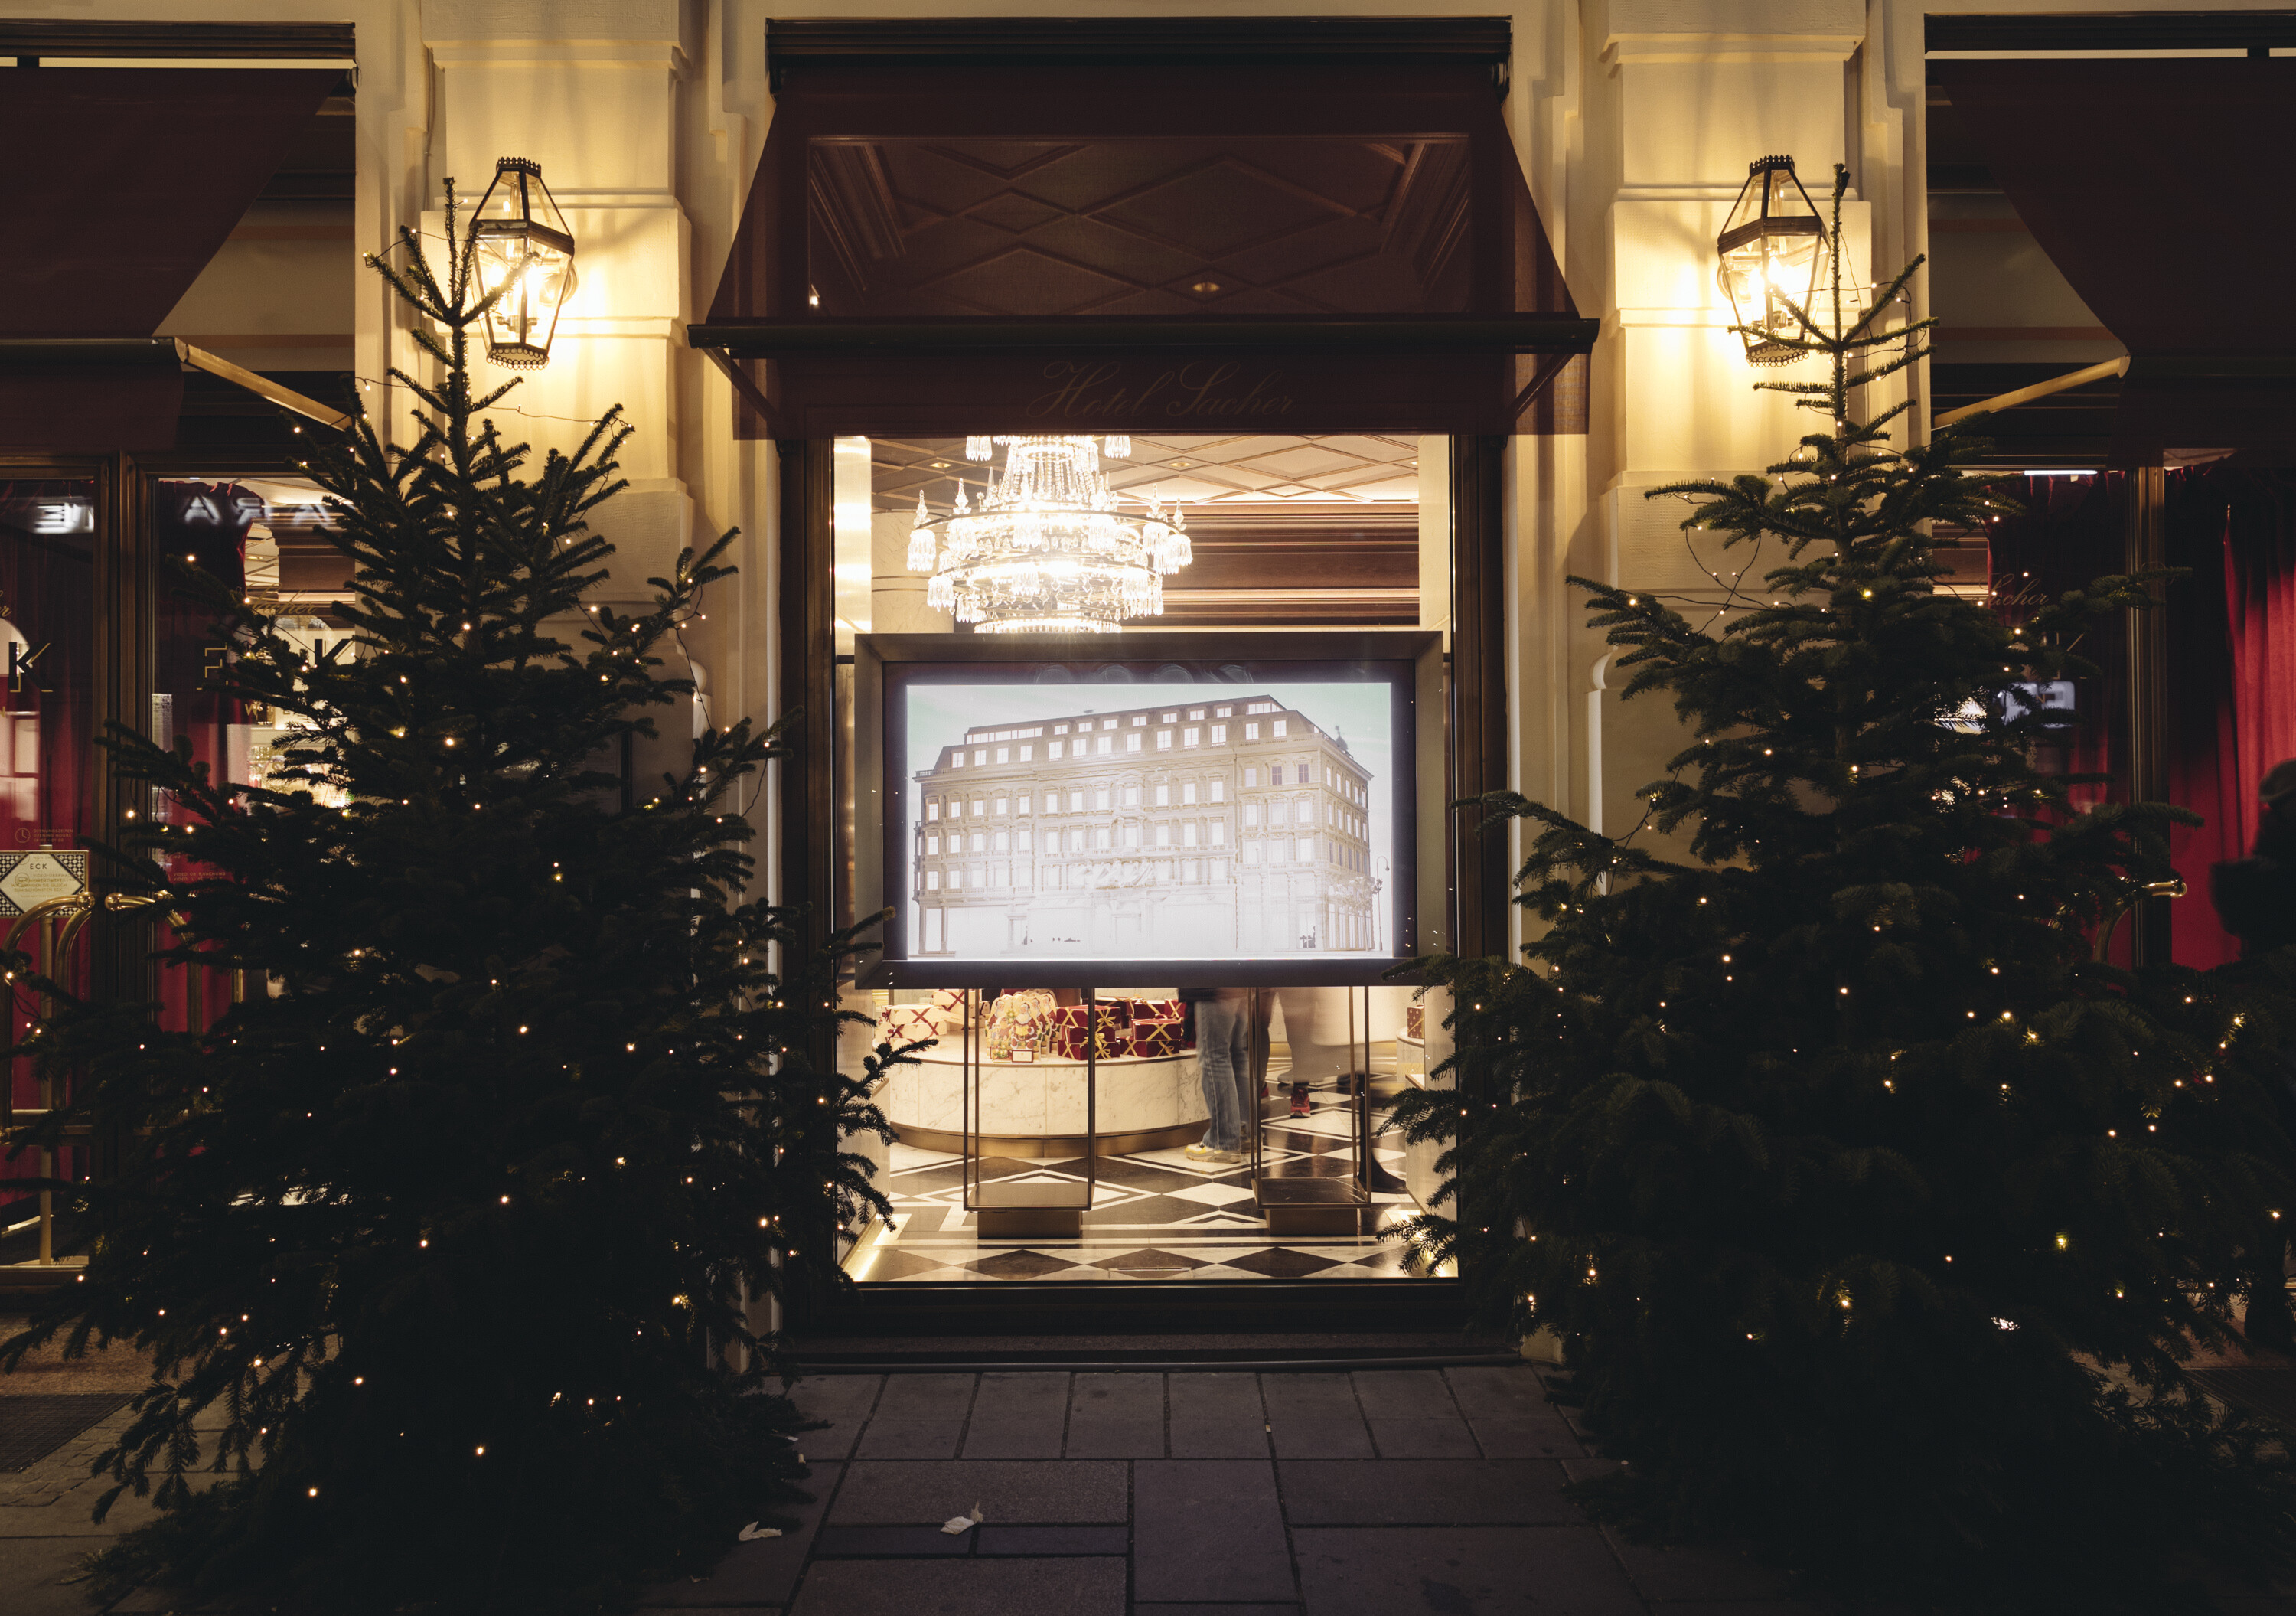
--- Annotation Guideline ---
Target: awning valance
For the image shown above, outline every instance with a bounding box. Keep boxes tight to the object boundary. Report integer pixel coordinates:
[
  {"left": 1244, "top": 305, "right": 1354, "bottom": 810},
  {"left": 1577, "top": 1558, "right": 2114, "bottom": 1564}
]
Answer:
[
  {"left": 0, "top": 64, "right": 338, "bottom": 450},
  {"left": 1932, "top": 59, "right": 2296, "bottom": 467},
  {"left": 696, "top": 37, "right": 1590, "bottom": 438}
]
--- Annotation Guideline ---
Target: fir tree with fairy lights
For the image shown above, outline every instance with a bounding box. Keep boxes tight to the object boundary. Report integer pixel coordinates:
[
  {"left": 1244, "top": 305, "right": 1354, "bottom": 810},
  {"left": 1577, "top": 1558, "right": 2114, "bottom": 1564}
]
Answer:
[
  {"left": 1395, "top": 167, "right": 2296, "bottom": 1608},
  {"left": 1, "top": 184, "right": 895, "bottom": 1611}
]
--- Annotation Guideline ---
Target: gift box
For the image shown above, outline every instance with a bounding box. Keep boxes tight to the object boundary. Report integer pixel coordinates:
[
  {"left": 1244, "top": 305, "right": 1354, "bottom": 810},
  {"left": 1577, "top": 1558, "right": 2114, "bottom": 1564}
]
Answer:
[
  {"left": 927, "top": 987, "right": 973, "bottom": 1033},
  {"left": 985, "top": 988, "right": 1058, "bottom": 1062},
  {"left": 1049, "top": 1003, "right": 1130, "bottom": 1060},
  {"left": 880, "top": 1003, "right": 940, "bottom": 1045},
  {"left": 1406, "top": 1004, "right": 1425, "bottom": 1041},
  {"left": 1130, "top": 1014, "right": 1186, "bottom": 1059},
  {"left": 1125, "top": 997, "right": 1182, "bottom": 1023}
]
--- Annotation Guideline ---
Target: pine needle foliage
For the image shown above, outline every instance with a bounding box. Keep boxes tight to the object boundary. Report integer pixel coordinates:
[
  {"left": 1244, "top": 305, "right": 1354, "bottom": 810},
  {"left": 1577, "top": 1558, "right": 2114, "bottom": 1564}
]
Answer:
[
  {"left": 1, "top": 188, "right": 897, "bottom": 1612},
  {"left": 1393, "top": 168, "right": 2296, "bottom": 1610}
]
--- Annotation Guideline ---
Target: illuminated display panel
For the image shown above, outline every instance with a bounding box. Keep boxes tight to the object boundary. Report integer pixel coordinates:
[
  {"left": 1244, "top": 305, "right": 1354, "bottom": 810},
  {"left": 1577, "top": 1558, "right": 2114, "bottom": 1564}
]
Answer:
[{"left": 860, "top": 634, "right": 1431, "bottom": 988}]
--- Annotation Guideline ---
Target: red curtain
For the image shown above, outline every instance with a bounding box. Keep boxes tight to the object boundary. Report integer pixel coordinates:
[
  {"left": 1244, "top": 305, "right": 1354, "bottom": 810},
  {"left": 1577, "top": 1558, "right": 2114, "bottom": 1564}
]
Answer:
[{"left": 2169, "top": 470, "right": 2296, "bottom": 966}]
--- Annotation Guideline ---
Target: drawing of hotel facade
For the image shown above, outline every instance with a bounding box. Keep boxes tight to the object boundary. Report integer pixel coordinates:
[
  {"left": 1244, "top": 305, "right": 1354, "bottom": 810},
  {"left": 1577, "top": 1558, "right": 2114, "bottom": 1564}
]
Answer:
[{"left": 912, "top": 695, "right": 1380, "bottom": 958}]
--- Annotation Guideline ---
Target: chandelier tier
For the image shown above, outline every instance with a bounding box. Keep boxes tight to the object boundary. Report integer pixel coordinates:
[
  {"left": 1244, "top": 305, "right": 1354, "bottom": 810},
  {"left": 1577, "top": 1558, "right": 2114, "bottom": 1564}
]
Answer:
[{"left": 907, "top": 435, "right": 1191, "bottom": 634}]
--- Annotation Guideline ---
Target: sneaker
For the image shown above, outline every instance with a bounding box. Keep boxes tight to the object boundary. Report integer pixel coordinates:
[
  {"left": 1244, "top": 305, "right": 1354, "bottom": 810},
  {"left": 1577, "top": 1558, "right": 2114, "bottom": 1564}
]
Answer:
[
  {"left": 1184, "top": 1142, "right": 1221, "bottom": 1161},
  {"left": 1290, "top": 1082, "right": 1312, "bottom": 1118}
]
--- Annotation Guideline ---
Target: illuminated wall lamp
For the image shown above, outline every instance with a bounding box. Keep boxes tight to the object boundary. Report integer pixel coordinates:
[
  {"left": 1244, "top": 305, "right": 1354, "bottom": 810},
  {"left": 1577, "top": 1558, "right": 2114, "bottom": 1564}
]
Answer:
[
  {"left": 471, "top": 157, "right": 577, "bottom": 369},
  {"left": 1716, "top": 155, "right": 1827, "bottom": 366}
]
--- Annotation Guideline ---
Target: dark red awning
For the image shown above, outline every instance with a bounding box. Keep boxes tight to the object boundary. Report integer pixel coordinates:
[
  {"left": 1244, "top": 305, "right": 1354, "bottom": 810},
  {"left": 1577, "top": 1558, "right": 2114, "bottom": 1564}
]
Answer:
[
  {"left": 696, "top": 56, "right": 1590, "bottom": 437},
  {"left": 0, "top": 66, "right": 339, "bottom": 450},
  {"left": 1933, "top": 59, "right": 2296, "bottom": 467}
]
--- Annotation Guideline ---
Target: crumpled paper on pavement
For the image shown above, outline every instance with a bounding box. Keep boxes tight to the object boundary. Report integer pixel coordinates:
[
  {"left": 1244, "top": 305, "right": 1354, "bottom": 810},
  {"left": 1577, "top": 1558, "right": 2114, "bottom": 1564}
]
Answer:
[
  {"left": 940, "top": 1503, "right": 985, "bottom": 1536},
  {"left": 736, "top": 1522, "right": 783, "bottom": 1542}
]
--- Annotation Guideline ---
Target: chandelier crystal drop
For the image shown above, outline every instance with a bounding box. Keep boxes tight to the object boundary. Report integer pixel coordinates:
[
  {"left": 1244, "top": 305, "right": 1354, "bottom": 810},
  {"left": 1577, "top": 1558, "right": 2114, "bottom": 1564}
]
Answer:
[{"left": 908, "top": 436, "right": 1191, "bottom": 635}]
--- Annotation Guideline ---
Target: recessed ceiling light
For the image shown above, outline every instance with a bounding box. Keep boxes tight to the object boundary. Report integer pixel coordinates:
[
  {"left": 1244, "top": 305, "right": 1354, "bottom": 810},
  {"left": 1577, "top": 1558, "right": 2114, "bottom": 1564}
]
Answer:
[
  {"left": 1191, "top": 280, "right": 1221, "bottom": 294},
  {"left": 1169, "top": 460, "right": 1192, "bottom": 468},
  {"left": 929, "top": 461, "right": 950, "bottom": 468}
]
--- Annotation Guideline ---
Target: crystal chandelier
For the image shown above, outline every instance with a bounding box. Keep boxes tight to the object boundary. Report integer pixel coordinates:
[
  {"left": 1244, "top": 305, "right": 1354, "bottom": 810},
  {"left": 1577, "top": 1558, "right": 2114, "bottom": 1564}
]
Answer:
[{"left": 907, "top": 435, "right": 1191, "bottom": 634}]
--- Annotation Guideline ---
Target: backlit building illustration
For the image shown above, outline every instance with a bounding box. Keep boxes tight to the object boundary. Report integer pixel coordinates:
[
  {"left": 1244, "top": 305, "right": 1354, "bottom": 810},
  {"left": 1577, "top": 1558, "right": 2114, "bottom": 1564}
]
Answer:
[{"left": 912, "top": 696, "right": 1379, "bottom": 958}]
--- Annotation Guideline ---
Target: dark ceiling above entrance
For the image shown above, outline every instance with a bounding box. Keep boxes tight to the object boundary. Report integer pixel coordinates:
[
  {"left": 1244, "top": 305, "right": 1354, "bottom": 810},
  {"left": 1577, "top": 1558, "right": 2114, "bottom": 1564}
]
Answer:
[
  {"left": 694, "top": 21, "right": 1591, "bottom": 439},
  {"left": 810, "top": 135, "right": 1477, "bottom": 320}
]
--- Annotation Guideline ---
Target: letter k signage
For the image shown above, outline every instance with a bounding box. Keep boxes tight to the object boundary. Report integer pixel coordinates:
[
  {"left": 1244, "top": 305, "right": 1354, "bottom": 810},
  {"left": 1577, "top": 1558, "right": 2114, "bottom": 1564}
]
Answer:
[{"left": 8, "top": 638, "right": 48, "bottom": 698}]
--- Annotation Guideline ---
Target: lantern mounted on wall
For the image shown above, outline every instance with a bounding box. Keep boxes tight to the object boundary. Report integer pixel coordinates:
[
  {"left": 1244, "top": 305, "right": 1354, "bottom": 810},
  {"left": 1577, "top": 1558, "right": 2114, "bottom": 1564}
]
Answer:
[
  {"left": 1715, "top": 155, "right": 1827, "bottom": 366},
  {"left": 471, "top": 158, "right": 576, "bottom": 370}
]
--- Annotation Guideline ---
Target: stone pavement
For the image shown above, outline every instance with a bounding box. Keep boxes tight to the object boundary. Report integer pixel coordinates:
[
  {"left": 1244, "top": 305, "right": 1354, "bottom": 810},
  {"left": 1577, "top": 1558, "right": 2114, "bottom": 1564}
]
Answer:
[{"left": 636, "top": 1366, "right": 1817, "bottom": 1616}]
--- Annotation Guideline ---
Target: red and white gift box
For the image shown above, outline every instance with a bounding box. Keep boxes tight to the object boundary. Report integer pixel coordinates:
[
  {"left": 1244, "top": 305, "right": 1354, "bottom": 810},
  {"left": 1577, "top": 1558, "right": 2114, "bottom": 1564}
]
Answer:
[
  {"left": 880, "top": 1003, "right": 940, "bottom": 1044},
  {"left": 1405, "top": 1004, "right": 1426, "bottom": 1042}
]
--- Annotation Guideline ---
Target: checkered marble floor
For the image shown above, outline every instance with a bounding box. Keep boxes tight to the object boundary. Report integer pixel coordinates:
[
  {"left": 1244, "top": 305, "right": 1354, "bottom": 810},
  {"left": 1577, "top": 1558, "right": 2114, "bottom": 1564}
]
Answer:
[{"left": 855, "top": 1089, "right": 1430, "bottom": 1283}]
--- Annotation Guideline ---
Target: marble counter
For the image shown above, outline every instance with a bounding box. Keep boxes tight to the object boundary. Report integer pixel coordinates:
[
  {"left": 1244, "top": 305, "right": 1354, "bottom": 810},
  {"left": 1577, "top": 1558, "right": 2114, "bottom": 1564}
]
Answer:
[{"left": 881, "top": 1047, "right": 1208, "bottom": 1153}]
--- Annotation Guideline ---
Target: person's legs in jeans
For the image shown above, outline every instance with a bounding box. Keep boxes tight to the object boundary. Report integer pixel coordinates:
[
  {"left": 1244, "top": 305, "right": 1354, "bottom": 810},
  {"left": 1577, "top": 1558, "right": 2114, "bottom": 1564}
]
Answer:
[
  {"left": 1223, "top": 1000, "right": 1253, "bottom": 1158},
  {"left": 1196, "top": 995, "right": 1247, "bottom": 1153}
]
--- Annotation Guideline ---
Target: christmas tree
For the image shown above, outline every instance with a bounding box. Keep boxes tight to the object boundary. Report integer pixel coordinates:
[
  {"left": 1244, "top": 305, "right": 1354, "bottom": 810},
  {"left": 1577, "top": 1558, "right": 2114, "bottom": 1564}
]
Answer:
[
  {"left": 1395, "top": 168, "right": 2296, "bottom": 1608},
  {"left": 1, "top": 186, "right": 893, "bottom": 1611}
]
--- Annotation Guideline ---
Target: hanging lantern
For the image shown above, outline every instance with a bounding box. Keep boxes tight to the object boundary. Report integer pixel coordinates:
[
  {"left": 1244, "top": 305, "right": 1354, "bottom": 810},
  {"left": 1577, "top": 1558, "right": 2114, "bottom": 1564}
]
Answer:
[
  {"left": 471, "top": 158, "right": 577, "bottom": 370},
  {"left": 1715, "top": 155, "right": 1827, "bottom": 366}
]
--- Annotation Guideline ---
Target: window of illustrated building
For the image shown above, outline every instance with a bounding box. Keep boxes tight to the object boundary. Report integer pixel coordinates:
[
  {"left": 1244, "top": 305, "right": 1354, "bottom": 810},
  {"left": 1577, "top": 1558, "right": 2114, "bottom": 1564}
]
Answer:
[
  {"left": 1095, "top": 828, "right": 1112, "bottom": 850},
  {"left": 994, "top": 795, "right": 1009, "bottom": 815},
  {"left": 1245, "top": 722, "right": 1261, "bottom": 741},
  {"left": 1210, "top": 780, "right": 1225, "bottom": 802},
  {"left": 1211, "top": 724, "right": 1226, "bottom": 742},
  {"left": 1156, "top": 824, "right": 1172, "bottom": 847},
  {"left": 948, "top": 870, "right": 963, "bottom": 889},
  {"left": 925, "top": 834, "right": 939, "bottom": 854},
  {"left": 1157, "top": 730, "right": 1172, "bottom": 749},
  {"left": 1049, "top": 739, "right": 1063, "bottom": 759},
  {"left": 1154, "top": 784, "right": 1169, "bottom": 806},
  {"left": 1127, "top": 732, "right": 1143, "bottom": 753},
  {"left": 1183, "top": 727, "right": 1199, "bottom": 746},
  {"left": 993, "top": 831, "right": 1009, "bottom": 852},
  {"left": 1182, "top": 782, "right": 1198, "bottom": 805},
  {"left": 1070, "top": 789, "right": 1085, "bottom": 811},
  {"left": 1211, "top": 821, "right": 1227, "bottom": 845},
  {"left": 1095, "top": 788, "right": 1110, "bottom": 810},
  {"left": 1097, "top": 735, "right": 1113, "bottom": 756},
  {"left": 974, "top": 749, "right": 986, "bottom": 764},
  {"left": 1182, "top": 823, "right": 1199, "bottom": 847},
  {"left": 925, "top": 800, "right": 939, "bottom": 820},
  {"left": 1122, "top": 785, "right": 1140, "bottom": 807},
  {"left": 926, "top": 870, "right": 940, "bottom": 889},
  {"left": 1245, "top": 803, "right": 1261, "bottom": 828},
  {"left": 1244, "top": 766, "right": 1259, "bottom": 786}
]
